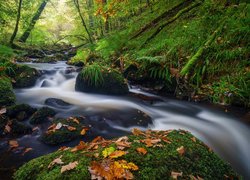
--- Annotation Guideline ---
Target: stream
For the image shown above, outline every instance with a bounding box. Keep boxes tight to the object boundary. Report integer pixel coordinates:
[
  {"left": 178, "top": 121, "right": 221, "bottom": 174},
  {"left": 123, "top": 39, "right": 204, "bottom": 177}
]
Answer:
[{"left": 0, "top": 61, "right": 249, "bottom": 179}]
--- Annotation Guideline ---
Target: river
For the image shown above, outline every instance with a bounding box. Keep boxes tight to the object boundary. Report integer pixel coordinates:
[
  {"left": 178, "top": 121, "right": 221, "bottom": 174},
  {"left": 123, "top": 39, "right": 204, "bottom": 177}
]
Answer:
[{"left": 0, "top": 61, "right": 249, "bottom": 179}]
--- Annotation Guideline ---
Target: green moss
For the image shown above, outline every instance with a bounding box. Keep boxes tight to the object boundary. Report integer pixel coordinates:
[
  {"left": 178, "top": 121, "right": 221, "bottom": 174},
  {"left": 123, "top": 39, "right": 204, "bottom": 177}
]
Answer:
[
  {"left": 0, "top": 77, "right": 16, "bottom": 106},
  {"left": 14, "top": 130, "right": 238, "bottom": 180},
  {"left": 40, "top": 117, "right": 86, "bottom": 145},
  {"left": 30, "top": 107, "right": 56, "bottom": 125},
  {"left": 75, "top": 64, "right": 129, "bottom": 95}
]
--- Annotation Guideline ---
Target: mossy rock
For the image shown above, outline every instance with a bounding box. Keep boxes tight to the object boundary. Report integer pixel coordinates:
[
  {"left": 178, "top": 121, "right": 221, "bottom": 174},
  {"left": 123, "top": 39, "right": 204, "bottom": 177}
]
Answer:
[
  {"left": 0, "top": 116, "right": 31, "bottom": 136},
  {"left": 0, "top": 77, "right": 16, "bottom": 106},
  {"left": 40, "top": 117, "right": 87, "bottom": 145},
  {"left": 14, "top": 130, "right": 238, "bottom": 180},
  {"left": 7, "top": 64, "right": 41, "bottom": 88},
  {"left": 35, "top": 56, "right": 58, "bottom": 63},
  {"left": 30, "top": 107, "right": 56, "bottom": 125},
  {"left": 75, "top": 65, "right": 129, "bottom": 95},
  {"left": 7, "top": 104, "right": 37, "bottom": 121}
]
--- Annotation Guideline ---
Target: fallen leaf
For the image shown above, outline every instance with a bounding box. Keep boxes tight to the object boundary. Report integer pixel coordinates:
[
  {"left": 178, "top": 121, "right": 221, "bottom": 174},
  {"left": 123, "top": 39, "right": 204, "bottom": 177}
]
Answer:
[
  {"left": 80, "top": 127, "right": 89, "bottom": 135},
  {"left": 71, "top": 141, "right": 87, "bottom": 152},
  {"left": 32, "top": 126, "right": 39, "bottom": 131},
  {"left": 4, "top": 124, "right": 11, "bottom": 133},
  {"left": 59, "top": 146, "right": 69, "bottom": 151},
  {"left": 48, "top": 124, "right": 56, "bottom": 131},
  {"left": 22, "top": 148, "right": 33, "bottom": 156},
  {"left": 72, "top": 118, "right": 80, "bottom": 124},
  {"left": 0, "top": 108, "right": 6, "bottom": 114},
  {"left": 115, "top": 136, "right": 131, "bottom": 150},
  {"left": 141, "top": 138, "right": 161, "bottom": 147},
  {"left": 136, "top": 147, "right": 147, "bottom": 155},
  {"left": 55, "top": 123, "right": 63, "bottom": 130},
  {"left": 9, "top": 140, "right": 19, "bottom": 149},
  {"left": 132, "top": 128, "right": 144, "bottom": 136},
  {"left": 48, "top": 155, "right": 64, "bottom": 169},
  {"left": 67, "top": 126, "right": 76, "bottom": 131},
  {"left": 190, "top": 175, "right": 204, "bottom": 180},
  {"left": 171, "top": 171, "right": 183, "bottom": 179},
  {"left": 61, "top": 161, "right": 78, "bottom": 173},
  {"left": 109, "top": 150, "right": 127, "bottom": 159},
  {"left": 102, "top": 147, "right": 116, "bottom": 158},
  {"left": 161, "top": 137, "right": 171, "bottom": 144},
  {"left": 177, "top": 146, "right": 185, "bottom": 156},
  {"left": 191, "top": 137, "right": 196, "bottom": 143}
]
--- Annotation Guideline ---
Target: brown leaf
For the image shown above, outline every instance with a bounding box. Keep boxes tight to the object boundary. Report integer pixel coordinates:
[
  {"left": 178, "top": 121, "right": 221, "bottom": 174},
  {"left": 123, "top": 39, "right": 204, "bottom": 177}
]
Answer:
[
  {"left": 48, "top": 155, "right": 64, "bottom": 169},
  {"left": 22, "top": 148, "right": 33, "bottom": 156},
  {"left": 0, "top": 108, "right": 6, "bottom": 114},
  {"left": 73, "top": 118, "right": 80, "bottom": 124},
  {"left": 67, "top": 126, "right": 76, "bottom": 131},
  {"left": 4, "top": 124, "right": 11, "bottom": 133},
  {"left": 190, "top": 175, "right": 204, "bottom": 180},
  {"left": 80, "top": 127, "right": 89, "bottom": 135},
  {"left": 9, "top": 140, "right": 19, "bottom": 149},
  {"left": 136, "top": 147, "right": 147, "bottom": 155},
  {"left": 115, "top": 136, "right": 131, "bottom": 150},
  {"left": 191, "top": 137, "right": 196, "bottom": 143},
  {"left": 171, "top": 171, "right": 183, "bottom": 179},
  {"left": 177, "top": 146, "right": 185, "bottom": 156},
  {"left": 71, "top": 141, "right": 87, "bottom": 152},
  {"left": 132, "top": 128, "right": 144, "bottom": 136},
  {"left": 141, "top": 138, "right": 161, "bottom": 147},
  {"left": 61, "top": 161, "right": 78, "bottom": 173},
  {"left": 109, "top": 150, "right": 127, "bottom": 159},
  {"left": 161, "top": 137, "right": 171, "bottom": 144},
  {"left": 170, "top": 68, "right": 180, "bottom": 78},
  {"left": 55, "top": 123, "right": 63, "bottom": 130},
  {"left": 58, "top": 146, "right": 70, "bottom": 151}
]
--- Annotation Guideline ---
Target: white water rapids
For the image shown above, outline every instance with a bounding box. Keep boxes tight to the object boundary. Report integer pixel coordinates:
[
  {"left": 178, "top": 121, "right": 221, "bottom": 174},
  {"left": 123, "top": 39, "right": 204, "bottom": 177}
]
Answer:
[{"left": 14, "top": 62, "right": 250, "bottom": 178}]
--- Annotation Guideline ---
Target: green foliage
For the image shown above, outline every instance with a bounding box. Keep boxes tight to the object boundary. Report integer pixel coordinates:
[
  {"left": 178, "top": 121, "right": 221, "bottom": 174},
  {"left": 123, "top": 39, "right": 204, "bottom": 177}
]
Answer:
[
  {"left": 82, "top": 63, "right": 104, "bottom": 87},
  {"left": 136, "top": 56, "right": 171, "bottom": 82},
  {"left": 0, "top": 45, "right": 14, "bottom": 57}
]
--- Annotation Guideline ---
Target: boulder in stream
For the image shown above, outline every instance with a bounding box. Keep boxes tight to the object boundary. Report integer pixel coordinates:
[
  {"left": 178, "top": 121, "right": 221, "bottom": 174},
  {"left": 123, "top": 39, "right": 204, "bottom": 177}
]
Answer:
[
  {"left": 75, "top": 64, "right": 129, "bottom": 95},
  {"left": 7, "top": 104, "right": 37, "bottom": 121},
  {"left": 0, "top": 77, "right": 16, "bottom": 106},
  {"left": 30, "top": 107, "right": 56, "bottom": 125},
  {"left": 14, "top": 130, "right": 238, "bottom": 179},
  {"left": 7, "top": 64, "right": 41, "bottom": 88},
  {"left": 45, "top": 98, "right": 72, "bottom": 109}
]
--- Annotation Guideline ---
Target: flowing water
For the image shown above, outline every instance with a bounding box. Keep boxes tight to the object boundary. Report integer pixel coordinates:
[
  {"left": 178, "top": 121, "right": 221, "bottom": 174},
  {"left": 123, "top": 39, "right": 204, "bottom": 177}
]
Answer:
[{"left": 1, "top": 62, "right": 249, "bottom": 179}]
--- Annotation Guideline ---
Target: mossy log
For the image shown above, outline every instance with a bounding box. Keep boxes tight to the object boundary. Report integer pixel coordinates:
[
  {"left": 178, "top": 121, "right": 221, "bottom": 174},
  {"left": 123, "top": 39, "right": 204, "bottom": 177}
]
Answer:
[
  {"left": 130, "top": 0, "right": 194, "bottom": 39},
  {"left": 180, "top": 21, "right": 226, "bottom": 76},
  {"left": 143, "top": 0, "right": 203, "bottom": 46}
]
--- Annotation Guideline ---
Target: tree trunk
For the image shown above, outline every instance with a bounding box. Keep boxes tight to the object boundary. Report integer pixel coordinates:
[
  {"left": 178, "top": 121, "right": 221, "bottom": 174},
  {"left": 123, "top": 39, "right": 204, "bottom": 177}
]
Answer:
[
  {"left": 73, "top": 0, "right": 93, "bottom": 43},
  {"left": 19, "top": 0, "right": 49, "bottom": 43},
  {"left": 10, "top": 0, "right": 22, "bottom": 45}
]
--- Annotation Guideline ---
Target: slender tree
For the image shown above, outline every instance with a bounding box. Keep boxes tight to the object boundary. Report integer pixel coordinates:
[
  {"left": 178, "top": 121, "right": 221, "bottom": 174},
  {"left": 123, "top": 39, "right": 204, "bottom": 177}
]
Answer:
[
  {"left": 73, "top": 0, "right": 93, "bottom": 43},
  {"left": 19, "top": 0, "right": 49, "bottom": 43},
  {"left": 9, "top": 0, "right": 22, "bottom": 45}
]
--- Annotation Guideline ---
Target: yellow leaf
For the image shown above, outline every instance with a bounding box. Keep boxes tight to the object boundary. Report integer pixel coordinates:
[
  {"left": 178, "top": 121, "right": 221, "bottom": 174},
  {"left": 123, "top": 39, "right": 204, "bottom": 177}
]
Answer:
[
  {"left": 177, "top": 146, "right": 185, "bottom": 156},
  {"left": 102, "top": 147, "right": 116, "bottom": 158}
]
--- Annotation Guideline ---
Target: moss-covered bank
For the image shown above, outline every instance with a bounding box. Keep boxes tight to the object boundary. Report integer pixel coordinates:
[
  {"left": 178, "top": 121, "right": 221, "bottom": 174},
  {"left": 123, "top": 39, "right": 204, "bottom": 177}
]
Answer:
[
  {"left": 14, "top": 130, "right": 238, "bottom": 179},
  {"left": 0, "top": 77, "right": 16, "bottom": 106}
]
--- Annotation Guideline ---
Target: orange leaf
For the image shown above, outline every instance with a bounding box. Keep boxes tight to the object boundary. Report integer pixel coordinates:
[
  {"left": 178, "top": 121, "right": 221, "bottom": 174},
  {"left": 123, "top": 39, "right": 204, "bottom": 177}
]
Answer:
[
  {"left": 80, "top": 127, "right": 89, "bottom": 135},
  {"left": 109, "top": 150, "right": 126, "bottom": 159},
  {"left": 71, "top": 141, "right": 87, "bottom": 152},
  {"left": 67, "top": 126, "right": 76, "bottom": 131},
  {"left": 22, "top": 148, "right": 33, "bottom": 156},
  {"left": 61, "top": 161, "right": 78, "bottom": 173},
  {"left": 9, "top": 140, "right": 19, "bottom": 149},
  {"left": 177, "top": 146, "right": 185, "bottom": 156},
  {"left": 132, "top": 128, "right": 144, "bottom": 136},
  {"left": 136, "top": 147, "right": 147, "bottom": 155}
]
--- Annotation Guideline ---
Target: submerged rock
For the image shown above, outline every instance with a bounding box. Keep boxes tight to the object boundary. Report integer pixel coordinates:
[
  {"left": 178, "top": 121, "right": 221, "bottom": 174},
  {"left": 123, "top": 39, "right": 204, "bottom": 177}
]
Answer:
[
  {"left": 75, "top": 65, "right": 129, "bottom": 95},
  {"left": 7, "top": 64, "right": 41, "bottom": 88},
  {"left": 14, "top": 130, "right": 238, "bottom": 179},
  {"left": 29, "top": 107, "right": 56, "bottom": 125},
  {"left": 0, "top": 77, "right": 16, "bottom": 106},
  {"left": 45, "top": 98, "right": 72, "bottom": 109}
]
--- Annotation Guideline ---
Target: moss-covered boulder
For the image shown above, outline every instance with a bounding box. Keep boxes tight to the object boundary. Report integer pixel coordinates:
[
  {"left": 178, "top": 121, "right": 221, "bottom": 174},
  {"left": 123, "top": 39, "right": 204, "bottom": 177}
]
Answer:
[
  {"left": 7, "top": 64, "right": 41, "bottom": 88},
  {"left": 0, "top": 77, "right": 16, "bottom": 106},
  {"left": 40, "top": 117, "right": 88, "bottom": 145},
  {"left": 29, "top": 107, "right": 56, "bottom": 125},
  {"left": 75, "top": 64, "right": 129, "bottom": 95},
  {"left": 14, "top": 130, "right": 238, "bottom": 179},
  {"left": 7, "top": 104, "right": 37, "bottom": 121},
  {"left": 0, "top": 115, "right": 31, "bottom": 136}
]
